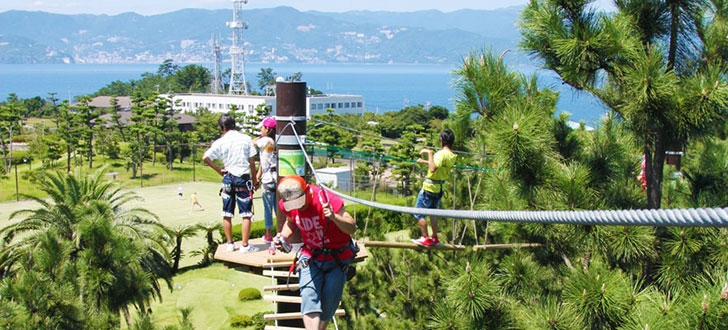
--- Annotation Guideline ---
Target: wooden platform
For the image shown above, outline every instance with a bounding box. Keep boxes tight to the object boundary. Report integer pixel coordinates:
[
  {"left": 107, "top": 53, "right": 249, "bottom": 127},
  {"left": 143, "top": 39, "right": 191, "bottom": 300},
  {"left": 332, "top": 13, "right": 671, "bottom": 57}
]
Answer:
[{"left": 214, "top": 238, "right": 368, "bottom": 268}]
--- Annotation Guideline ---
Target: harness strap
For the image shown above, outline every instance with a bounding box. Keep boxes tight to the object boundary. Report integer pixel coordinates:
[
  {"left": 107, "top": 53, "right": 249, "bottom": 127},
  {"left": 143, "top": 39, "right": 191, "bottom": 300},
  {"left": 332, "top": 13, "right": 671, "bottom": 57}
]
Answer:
[{"left": 424, "top": 178, "right": 445, "bottom": 185}]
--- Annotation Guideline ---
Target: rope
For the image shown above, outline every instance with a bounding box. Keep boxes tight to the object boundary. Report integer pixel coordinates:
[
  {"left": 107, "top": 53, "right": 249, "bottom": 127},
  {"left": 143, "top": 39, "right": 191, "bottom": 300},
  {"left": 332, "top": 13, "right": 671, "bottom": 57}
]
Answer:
[{"left": 286, "top": 120, "right": 728, "bottom": 228}]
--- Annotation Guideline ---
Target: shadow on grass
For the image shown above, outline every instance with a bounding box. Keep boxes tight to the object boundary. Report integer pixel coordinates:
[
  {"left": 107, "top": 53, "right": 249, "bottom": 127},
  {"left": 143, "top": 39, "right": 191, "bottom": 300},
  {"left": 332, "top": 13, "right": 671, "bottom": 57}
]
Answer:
[
  {"left": 175, "top": 260, "right": 219, "bottom": 275},
  {"left": 141, "top": 173, "right": 159, "bottom": 180}
]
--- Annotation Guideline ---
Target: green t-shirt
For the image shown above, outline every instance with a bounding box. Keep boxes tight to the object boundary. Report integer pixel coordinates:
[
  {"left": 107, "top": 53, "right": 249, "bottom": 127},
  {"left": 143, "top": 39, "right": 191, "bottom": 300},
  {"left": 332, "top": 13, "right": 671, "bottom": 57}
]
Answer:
[{"left": 422, "top": 149, "right": 456, "bottom": 193}]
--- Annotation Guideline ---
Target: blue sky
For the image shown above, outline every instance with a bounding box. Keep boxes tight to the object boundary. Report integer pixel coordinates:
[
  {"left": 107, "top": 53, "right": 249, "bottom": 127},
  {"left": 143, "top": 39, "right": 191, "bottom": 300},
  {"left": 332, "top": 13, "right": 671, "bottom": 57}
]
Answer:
[{"left": 0, "top": 0, "right": 613, "bottom": 15}]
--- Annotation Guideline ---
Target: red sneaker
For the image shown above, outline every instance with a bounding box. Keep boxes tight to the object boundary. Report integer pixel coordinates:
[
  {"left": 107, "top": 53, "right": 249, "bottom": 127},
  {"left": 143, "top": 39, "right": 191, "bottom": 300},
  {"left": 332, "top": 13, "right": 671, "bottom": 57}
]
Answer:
[
  {"left": 263, "top": 234, "right": 274, "bottom": 243},
  {"left": 430, "top": 236, "right": 442, "bottom": 246},
  {"left": 411, "top": 236, "right": 431, "bottom": 248}
]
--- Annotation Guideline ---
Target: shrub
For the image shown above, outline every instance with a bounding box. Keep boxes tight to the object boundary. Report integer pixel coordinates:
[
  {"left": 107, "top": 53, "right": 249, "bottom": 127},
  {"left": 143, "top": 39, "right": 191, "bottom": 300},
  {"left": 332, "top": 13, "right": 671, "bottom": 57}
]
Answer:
[
  {"left": 251, "top": 312, "right": 272, "bottom": 330},
  {"left": 238, "top": 288, "right": 261, "bottom": 301},
  {"left": 229, "top": 314, "right": 253, "bottom": 328}
]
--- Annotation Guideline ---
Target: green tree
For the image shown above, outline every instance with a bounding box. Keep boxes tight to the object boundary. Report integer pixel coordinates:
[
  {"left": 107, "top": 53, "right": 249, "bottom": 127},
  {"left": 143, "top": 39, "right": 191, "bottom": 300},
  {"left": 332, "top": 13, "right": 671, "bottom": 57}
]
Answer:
[
  {"left": 520, "top": 0, "right": 728, "bottom": 208},
  {"left": 110, "top": 96, "right": 128, "bottom": 142},
  {"left": 56, "top": 100, "right": 80, "bottom": 172},
  {"left": 74, "top": 95, "right": 100, "bottom": 169},
  {"left": 172, "top": 65, "right": 211, "bottom": 93},
  {"left": 257, "top": 67, "right": 276, "bottom": 95},
  {"left": 157, "top": 59, "right": 180, "bottom": 77},
  {"left": 0, "top": 168, "right": 172, "bottom": 327},
  {"left": 165, "top": 225, "right": 199, "bottom": 274},
  {"left": 0, "top": 95, "right": 22, "bottom": 173}
]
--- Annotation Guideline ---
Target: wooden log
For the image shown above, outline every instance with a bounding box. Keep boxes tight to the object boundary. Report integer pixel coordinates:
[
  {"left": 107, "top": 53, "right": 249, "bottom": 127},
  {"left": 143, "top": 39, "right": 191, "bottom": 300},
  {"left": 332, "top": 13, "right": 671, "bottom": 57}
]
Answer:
[
  {"left": 264, "top": 284, "right": 300, "bottom": 292},
  {"left": 263, "top": 309, "right": 345, "bottom": 321},
  {"left": 264, "top": 295, "right": 303, "bottom": 304},
  {"left": 472, "top": 243, "right": 543, "bottom": 251},
  {"left": 363, "top": 240, "right": 465, "bottom": 250}
]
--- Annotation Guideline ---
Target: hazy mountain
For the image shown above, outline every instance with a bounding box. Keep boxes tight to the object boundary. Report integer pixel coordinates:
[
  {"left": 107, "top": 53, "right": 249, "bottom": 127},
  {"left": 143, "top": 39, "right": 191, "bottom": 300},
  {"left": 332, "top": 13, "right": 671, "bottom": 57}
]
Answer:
[{"left": 0, "top": 6, "right": 523, "bottom": 64}]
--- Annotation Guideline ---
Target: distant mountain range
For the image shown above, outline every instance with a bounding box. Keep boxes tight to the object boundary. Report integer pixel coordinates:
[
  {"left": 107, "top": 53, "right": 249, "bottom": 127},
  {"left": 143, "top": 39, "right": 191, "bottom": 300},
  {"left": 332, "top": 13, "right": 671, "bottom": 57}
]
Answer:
[{"left": 0, "top": 6, "right": 525, "bottom": 64}]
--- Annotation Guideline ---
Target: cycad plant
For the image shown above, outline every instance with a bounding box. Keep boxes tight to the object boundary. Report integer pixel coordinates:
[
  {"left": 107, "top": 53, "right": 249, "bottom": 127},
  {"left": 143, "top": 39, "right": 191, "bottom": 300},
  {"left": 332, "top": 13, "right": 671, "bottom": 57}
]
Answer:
[{"left": 0, "top": 168, "right": 172, "bottom": 327}]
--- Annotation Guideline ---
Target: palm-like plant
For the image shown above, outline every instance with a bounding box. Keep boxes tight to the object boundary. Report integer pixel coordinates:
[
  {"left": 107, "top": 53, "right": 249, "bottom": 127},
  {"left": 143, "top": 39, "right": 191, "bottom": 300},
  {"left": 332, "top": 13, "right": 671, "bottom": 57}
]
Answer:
[
  {"left": 0, "top": 168, "right": 172, "bottom": 327},
  {"left": 1, "top": 168, "right": 160, "bottom": 263},
  {"left": 192, "top": 221, "right": 222, "bottom": 265},
  {"left": 166, "top": 225, "right": 199, "bottom": 273}
]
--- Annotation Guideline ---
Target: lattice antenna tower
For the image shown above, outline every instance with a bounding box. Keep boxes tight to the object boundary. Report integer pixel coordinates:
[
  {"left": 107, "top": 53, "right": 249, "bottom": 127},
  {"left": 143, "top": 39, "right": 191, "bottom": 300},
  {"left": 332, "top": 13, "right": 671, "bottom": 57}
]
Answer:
[
  {"left": 210, "top": 34, "right": 224, "bottom": 94},
  {"left": 227, "top": 0, "right": 249, "bottom": 95}
]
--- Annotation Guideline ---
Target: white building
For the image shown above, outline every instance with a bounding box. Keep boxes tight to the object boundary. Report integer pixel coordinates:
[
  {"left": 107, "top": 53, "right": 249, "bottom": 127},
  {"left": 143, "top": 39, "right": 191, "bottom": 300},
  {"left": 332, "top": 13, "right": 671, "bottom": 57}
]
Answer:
[
  {"left": 316, "top": 167, "right": 352, "bottom": 191},
  {"left": 165, "top": 93, "right": 365, "bottom": 117}
]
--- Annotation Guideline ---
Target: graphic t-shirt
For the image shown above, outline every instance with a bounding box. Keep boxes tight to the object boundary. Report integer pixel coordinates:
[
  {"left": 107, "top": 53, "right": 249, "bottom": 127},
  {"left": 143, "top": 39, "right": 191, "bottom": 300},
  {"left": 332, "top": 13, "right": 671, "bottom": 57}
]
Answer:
[
  {"left": 279, "top": 185, "right": 353, "bottom": 261},
  {"left": 422, "top": 149, "right": 456, "bottom": 193},
  {"left": 256, "top": 136, "right": 276, "bottom": 184}
]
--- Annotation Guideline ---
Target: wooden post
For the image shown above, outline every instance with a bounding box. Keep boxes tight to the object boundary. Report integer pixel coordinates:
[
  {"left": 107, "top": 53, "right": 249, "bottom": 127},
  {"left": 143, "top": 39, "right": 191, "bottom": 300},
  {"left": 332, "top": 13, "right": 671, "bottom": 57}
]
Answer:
[
  {"left": 275, "top": 81, "right": 306, "bottom": 240},
  {"left": 192, "top": 144, "right": 196, "bottom": 182}
]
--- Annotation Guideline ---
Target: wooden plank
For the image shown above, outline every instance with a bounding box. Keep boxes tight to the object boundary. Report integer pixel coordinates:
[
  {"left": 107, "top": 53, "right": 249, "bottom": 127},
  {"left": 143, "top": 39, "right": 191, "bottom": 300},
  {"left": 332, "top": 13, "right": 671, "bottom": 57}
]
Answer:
[
  {"left": 264, "top": 295, "right": 302, "bottom": 304},
  {"left": 262, "top": 261, "right": 294, "bottom": 268},
  {"left": 264, "top": 283, "right": 300, "bottom": 292},
  {"left": 363, "top": 240, "right": 466, "bottom": 250},
  {"left": 264, "top": 326, "right": 306, "bottom": 330},
  {"left": 263, "top": 270, "right": 298, "bottom": 279},
  {"left": 213, "top": 238, "right": 297, "bottom": 267},
  {"left": 472, "top": 243, "right": 543, "bottom": 251},
  {"left": 263, "top": 309, "right": 344, "bottom": 321},
  {"left": 214, "top": 238, "right": 368, "bottom": 268}
]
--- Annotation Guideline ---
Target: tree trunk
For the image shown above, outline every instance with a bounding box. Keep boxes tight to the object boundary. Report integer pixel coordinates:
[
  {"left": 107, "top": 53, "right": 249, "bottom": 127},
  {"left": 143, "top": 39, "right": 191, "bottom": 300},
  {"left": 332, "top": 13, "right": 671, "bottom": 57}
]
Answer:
[
  {"left": 67, "top": 145, "right": 71, "bottom": 172},
  {"left": 173, "top": 237, "right": 182, "bottom": 273},
  {"left": 122, "top": 306, "right": 132, "bottom": 328},
  {"left": 645, "top": 137, "right": 666, "bottom": 209},
  {"left": 168, "top": 145, "right": 174, "bottom": 171},
  {"left": 667, "top": 2, "right": 679, "bottom": 69},
  {"left": 88, "top": 132, "right": 93, "bottom": 169},
  {"left": 152, "top": 136, "right": 157, "bottom": 166},
  {"left": 0, "top": 131, "right": 7, "bottom": 173}
]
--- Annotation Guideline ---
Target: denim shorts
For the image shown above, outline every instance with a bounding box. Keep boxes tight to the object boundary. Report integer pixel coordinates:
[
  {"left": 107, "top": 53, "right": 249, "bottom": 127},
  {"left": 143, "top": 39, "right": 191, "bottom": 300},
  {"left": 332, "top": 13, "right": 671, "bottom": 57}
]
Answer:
[
  {"left": 414, "top": 189, "right": 442, "bottom": 220},
  {"left": 261, "top": 187, "right": 276, "bottom": 230},
  {"left": 298, "top": 256, "right": 350, "bottom": 321},
  {"left": 220, "top": 174, "right": 253, "bottom": 218}
]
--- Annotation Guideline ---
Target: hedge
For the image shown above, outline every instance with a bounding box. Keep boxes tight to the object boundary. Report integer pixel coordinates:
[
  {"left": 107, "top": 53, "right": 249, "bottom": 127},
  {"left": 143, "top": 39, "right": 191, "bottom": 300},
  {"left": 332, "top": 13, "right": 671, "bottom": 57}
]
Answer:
[
  {"left": 229, "top": 314, "right": 252, "bottom": 327},
  {"left": 238, "top": 288, "right": 261, "bottom": 301}
]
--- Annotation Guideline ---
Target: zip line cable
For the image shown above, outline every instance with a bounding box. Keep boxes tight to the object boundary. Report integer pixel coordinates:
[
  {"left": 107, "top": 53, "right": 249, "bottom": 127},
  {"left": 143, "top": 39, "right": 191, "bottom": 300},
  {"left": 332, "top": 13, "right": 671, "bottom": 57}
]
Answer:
[{"left": 285, "top": 120, "right": 728, "bottom": 228}]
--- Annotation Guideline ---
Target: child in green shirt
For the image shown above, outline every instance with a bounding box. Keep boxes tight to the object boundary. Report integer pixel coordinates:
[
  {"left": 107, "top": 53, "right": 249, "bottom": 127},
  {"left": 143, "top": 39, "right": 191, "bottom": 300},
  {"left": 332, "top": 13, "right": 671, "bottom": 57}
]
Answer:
[{"left": 412, "top": 128, "right": 456, "bottom": 247}]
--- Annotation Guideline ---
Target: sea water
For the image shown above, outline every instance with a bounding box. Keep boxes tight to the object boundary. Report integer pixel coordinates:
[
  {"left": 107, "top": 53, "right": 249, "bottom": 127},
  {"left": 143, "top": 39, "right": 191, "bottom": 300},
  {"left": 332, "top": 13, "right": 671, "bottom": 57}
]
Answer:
[{"left": 0, "top": 63, "right": 607, "bottom": 124}]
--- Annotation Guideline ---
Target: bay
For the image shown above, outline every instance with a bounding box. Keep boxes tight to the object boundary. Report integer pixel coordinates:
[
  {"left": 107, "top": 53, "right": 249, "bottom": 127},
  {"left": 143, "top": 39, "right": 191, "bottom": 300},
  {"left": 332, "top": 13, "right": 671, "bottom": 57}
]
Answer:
[{"left": 0, "top": 63, "right": 607, "bottom": 125}]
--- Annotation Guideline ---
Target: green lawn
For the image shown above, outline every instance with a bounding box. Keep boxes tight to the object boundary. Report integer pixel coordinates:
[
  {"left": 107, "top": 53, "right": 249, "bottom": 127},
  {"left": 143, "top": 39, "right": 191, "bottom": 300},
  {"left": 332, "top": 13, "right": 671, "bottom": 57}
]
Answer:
[
  {"left": 0, "top": 153, "right": 221, "bottom": 202},
  {"left": 1, "top": 181, "right": 270, "bottom": 269},
  {"left": 127, "top": 263, "right": 273, "bottom": 330}
]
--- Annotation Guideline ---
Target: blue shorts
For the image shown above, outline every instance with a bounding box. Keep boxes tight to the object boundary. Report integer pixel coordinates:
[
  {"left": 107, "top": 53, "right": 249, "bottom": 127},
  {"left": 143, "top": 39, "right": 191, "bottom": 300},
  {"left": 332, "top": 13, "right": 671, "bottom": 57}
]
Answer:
[
  {"left": 220, "top": 174, "right": 253, "bottom": 218},
  {"left": 414, "top": 189, "right": 442, "bottom": 220},
  {"left": 298, "top": 256, "right": 350, "bottom": 321}
]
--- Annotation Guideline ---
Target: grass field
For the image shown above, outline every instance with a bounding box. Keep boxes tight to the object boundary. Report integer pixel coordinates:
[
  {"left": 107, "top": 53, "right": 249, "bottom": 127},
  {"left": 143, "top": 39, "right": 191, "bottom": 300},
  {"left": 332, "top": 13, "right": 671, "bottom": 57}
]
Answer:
[
  {"left": 1, "top": 180, "right": 270, "bottom": 269},
  {"left": 0, "top": 153, "right": 221, "bottom": 202},
  {"left": 127, "top": 263, "right": 273, "bottom": 330},
  {"left": 1, "top": 181, "right": 278, "bottom": 329}
]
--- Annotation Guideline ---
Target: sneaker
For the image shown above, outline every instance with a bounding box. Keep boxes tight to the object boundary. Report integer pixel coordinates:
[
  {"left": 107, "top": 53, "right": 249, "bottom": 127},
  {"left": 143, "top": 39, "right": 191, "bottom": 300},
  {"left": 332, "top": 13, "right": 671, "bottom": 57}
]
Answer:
[
  {"left": 263, "top": 234, "right": 274, "bottom": 243},
  {"left": 239, "top": 244, "right": 260, "bottom": 254},
  {"left": 226, "top": 243, "right": 235, "bottom": 252},
  {"left": 411, "top": 236, "right": 431, "bottom": 248},
  {"left": 431, "top": 236, "right": 442, "bottom": 246}
]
